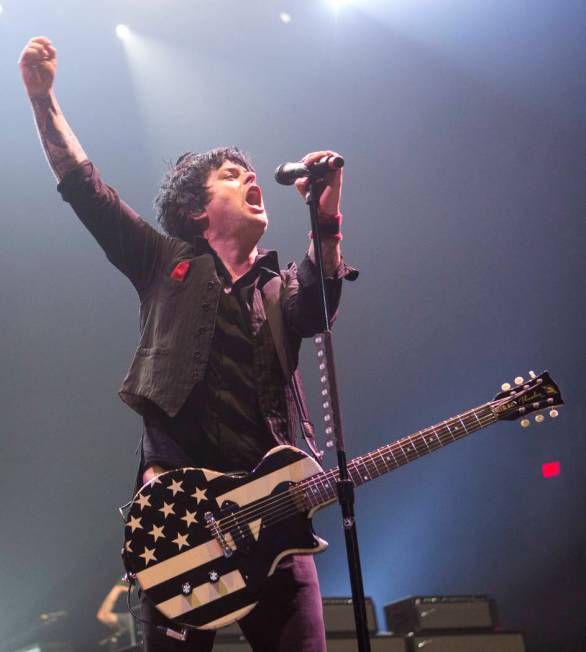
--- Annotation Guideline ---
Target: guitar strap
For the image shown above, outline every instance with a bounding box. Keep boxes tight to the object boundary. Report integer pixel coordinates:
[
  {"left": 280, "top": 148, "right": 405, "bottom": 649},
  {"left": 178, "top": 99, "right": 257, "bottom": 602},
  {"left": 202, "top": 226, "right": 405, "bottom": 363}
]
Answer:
[
  {"left": 261, "top": 273, "right": 323, "bottom": 464},
  {"left": 289, "top": 367, "right": 324, "bottom": 464}
]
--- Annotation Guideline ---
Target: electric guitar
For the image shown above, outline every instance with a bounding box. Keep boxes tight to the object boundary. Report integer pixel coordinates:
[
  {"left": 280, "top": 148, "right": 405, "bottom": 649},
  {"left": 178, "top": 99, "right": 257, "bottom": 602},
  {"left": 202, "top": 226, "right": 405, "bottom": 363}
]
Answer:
[{"left": 122, "top": 371, "right": 563, "bottom": 631}]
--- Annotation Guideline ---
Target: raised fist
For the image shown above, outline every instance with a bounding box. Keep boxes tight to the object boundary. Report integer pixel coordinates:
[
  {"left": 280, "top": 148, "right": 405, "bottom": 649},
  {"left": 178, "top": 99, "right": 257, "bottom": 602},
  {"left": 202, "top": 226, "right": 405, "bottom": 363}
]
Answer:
[{"left": 19, "top": 37, "right": 57, "bottom": 98}]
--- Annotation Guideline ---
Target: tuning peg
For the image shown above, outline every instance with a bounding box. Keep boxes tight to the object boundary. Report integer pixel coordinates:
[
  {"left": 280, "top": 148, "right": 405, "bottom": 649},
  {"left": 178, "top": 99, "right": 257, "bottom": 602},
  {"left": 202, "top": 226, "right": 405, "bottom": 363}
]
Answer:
[
  {"left": 529, "top": 370, "right": 536, "bottom": 379},
  {"left": 501, "top": 382, "right": 512, "bottom": 391},
  {"left": 520, "top": 418, "right": 530, "bottom": 428},
  {"left": 549, "top": 409, "right": 559, "bottom": 418},
  {"left": 535, "top": 414, "right": 545, "bottom": 423},
  {"left": 514, "top": 376, "right": 524, "bottom": 385}
]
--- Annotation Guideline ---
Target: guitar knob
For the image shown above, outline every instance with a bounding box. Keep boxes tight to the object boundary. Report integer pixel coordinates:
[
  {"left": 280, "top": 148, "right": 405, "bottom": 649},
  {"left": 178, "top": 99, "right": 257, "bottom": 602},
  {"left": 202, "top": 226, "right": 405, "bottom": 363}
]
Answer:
[
  {"left": 549, "top": 409, "right": 559, "bottom": 418},
  {"left": 514, "top": 376, "right": 524, "bottom": 385},
  {"left": 520, "top": 419, "right": 530, "bottom": 428},
  {"left": 535, "top": 414, "right": 545, "bottom": 423},
  {"left": 501, "top": 382, "right": 511, "bottom": 391}
]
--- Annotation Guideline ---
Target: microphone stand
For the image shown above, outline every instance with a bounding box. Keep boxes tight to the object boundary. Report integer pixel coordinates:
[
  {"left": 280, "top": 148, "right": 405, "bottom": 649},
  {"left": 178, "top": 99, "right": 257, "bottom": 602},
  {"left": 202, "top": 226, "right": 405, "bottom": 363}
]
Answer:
[{"left": 306, "top": 178, "right": 371, "bottom": 652}]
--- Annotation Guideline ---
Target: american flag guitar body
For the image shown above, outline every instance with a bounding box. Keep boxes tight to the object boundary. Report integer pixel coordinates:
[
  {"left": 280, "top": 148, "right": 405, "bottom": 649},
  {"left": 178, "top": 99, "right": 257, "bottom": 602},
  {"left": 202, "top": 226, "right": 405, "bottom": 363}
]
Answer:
[{"left": 122, "top": 371, "right": 563, "bottom": 631}]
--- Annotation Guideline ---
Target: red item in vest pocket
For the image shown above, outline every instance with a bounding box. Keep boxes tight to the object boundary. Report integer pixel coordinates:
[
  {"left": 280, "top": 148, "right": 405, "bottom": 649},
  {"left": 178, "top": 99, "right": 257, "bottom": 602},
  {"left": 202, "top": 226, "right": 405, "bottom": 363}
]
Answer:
[{"left": 170, "top": 261, "right": 190, "bottom": 281}]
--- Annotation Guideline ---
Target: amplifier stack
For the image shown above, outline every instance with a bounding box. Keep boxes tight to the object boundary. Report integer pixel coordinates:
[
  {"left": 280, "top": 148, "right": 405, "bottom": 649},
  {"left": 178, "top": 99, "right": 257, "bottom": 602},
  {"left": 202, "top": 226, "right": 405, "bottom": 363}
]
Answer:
[
  {"left": 118, "top": 594, "right": 526, "bottom": 652},
  {"left": 384, "top": 594, "right": 525, "bottom": 652}
]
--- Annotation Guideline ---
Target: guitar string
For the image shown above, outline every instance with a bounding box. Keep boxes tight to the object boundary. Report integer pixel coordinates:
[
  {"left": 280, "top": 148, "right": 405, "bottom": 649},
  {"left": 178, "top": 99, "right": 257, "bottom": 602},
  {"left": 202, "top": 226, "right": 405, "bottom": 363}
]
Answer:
[
  {"left": 225, "top": 411, "right": 499, "bottom": 544},
  {"left": 214, "top": 409, "right": 497, "bottom": 542},
  {"left": 216, "top": 409, "right": 496, "bottom": 540},
  {"left": 238, "top": 416, "right": 498, "bottom": 539},
  {"left": 129, "top": 406, "right": 495, "bottom": 559}
]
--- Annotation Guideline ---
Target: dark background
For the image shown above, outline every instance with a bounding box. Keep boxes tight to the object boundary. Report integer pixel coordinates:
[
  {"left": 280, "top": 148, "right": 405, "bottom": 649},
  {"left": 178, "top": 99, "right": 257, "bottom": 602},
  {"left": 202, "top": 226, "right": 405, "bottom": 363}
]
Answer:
[{"left": 1, "top": 1, "right": 585, "bottom": 650}]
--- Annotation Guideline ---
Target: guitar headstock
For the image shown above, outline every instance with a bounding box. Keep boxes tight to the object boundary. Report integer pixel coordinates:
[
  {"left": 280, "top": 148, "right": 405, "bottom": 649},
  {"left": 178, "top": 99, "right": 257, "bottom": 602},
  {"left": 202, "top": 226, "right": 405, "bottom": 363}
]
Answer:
[{"left": 491, "top": 370, "right": 564, "bottom": 425}]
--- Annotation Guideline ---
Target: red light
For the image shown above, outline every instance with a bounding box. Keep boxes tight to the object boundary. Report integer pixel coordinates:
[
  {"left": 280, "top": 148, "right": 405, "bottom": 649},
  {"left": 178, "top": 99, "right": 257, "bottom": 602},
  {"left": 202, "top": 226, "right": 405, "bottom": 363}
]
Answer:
[{"left": 542, "top": 462, "right": 560, "bottom": 478}]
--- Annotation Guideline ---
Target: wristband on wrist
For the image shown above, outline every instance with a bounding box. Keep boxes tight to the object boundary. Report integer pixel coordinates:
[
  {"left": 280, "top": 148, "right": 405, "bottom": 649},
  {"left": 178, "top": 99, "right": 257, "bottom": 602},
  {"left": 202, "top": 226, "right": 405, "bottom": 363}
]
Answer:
[{"left": 309, "top": 210, "right": 343, "bottom": 241}]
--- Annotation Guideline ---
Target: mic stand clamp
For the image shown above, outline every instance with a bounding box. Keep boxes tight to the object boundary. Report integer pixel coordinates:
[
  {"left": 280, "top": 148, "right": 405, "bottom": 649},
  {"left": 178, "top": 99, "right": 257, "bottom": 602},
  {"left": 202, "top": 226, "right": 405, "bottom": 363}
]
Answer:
[{"left": 305, "top": 179, "right": 371, "bottom": 652}]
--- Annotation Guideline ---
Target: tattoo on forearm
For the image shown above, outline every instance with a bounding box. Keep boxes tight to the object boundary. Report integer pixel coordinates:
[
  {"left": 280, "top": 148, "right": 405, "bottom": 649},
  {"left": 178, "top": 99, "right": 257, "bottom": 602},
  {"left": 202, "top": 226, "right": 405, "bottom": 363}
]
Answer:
[{"left": 31, "top": 95, "right": 86, "bottom": 181}]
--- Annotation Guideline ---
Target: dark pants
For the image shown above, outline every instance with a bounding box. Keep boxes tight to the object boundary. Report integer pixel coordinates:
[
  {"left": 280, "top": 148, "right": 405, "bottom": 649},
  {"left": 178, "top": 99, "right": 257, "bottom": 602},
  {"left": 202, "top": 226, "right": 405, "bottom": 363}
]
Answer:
[{"left": 141, "top": 555, "right": 326, "bottom": 652}]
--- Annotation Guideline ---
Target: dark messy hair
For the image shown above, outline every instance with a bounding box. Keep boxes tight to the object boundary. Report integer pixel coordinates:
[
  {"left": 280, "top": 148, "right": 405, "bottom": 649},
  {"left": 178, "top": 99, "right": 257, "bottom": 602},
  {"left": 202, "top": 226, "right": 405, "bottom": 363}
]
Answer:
[{"left": 154, "top": 146, "right": 255, "bottom": 242}]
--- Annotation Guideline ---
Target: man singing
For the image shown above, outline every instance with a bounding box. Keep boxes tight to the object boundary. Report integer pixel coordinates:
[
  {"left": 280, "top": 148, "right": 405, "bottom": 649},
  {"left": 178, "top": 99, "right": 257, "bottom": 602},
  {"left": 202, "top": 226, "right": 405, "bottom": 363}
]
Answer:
[{"left": 19, "top": 36, "right": 357, "bottom": 652}]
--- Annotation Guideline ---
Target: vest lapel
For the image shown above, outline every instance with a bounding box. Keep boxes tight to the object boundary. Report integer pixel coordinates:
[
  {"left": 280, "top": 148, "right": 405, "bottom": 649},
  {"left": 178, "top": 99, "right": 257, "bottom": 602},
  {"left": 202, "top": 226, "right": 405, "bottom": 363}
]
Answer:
[{"left": 260, "top": 275, "right": 291, "bottom": 379}]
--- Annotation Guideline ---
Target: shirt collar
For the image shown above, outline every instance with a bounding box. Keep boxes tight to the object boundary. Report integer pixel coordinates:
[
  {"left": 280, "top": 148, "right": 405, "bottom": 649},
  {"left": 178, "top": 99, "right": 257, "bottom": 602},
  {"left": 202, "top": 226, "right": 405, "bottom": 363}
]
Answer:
[{"left": 193, "top": 237, "right": 280, "bottom": 286}]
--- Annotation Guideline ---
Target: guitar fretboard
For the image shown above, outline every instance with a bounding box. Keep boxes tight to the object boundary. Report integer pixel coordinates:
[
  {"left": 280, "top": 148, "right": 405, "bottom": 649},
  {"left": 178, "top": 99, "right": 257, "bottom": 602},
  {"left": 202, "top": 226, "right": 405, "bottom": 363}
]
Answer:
[{"left": 301, "top": 402, "right": 496, "bottom": 509}]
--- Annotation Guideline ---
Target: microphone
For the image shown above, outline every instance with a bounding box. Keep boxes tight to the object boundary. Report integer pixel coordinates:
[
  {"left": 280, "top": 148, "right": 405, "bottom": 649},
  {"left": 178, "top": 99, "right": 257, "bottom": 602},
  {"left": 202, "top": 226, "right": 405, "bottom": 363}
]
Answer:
[{"left": 274, "top": 155, "right": 344, "bottom": 186}]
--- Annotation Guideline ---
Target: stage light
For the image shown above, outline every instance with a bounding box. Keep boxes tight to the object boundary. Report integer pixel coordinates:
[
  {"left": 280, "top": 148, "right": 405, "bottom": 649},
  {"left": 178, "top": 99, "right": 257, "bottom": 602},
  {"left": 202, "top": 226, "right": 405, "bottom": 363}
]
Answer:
[
  {"left": 542, "top": 461, "right": 560, "bottom": 478},
  {"left": 0, "top": 5, "right": 4, "bottom": 15},
  {"left": 329, "top": 0, "right": 351, "bottom": 7},
  {"left": 116, "top": 24, "right": 131, "bottom": 40},
  {"left": 279, "top": 12, "right": 292, "bottom": 24}
]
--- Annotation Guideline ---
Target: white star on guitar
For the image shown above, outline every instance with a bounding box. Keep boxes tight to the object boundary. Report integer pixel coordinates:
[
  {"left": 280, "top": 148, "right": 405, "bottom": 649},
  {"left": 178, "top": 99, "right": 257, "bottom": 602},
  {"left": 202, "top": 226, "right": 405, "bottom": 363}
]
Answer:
[
  {"left": 167, "top": 479, "right": 184, "bottom": 496},
  {"left": 139, "top": 546, "right": 157, "bottom": 566},
  {"left": 191, "top": 486, "right": 207, "bottom": 504},
  {"left": 159, "top": 502, "right": 175, "bottom": 519},
  {"left": 127, "top": 515, "right": 142, "bottom": 532},
  {"left": 181, "top": 509, "right": 197, "bottom": 527},
  {"left": 172, "top": 532, "right": 190, "bottom": 550}
]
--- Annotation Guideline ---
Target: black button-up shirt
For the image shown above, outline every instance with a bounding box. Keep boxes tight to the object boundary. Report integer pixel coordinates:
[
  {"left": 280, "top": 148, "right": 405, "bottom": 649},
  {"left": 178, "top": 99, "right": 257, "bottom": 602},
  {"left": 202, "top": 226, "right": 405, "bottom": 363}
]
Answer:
[{"left": 142, "top": 241, "right": 288, "bottom": 473}]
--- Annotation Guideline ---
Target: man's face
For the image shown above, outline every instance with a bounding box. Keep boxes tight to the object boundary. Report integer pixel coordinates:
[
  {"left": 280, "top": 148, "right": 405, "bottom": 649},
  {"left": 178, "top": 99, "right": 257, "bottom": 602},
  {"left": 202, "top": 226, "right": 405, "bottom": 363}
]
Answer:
[{"left": 198, "top": 160, "right": 267, "bottom": 240}]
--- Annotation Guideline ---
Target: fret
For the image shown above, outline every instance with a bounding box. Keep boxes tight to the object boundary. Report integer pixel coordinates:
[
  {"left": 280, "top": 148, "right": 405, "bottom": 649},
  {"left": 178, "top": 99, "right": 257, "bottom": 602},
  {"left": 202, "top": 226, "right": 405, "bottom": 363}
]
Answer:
[
  {"left": 411, "top": 431, "right": 428, "bottom": 456},
  {"left": 407, "top": 435, "right": 420, "bottom": 457},
  {"left": 368, "top": 451, "right": 386, "bottom": 478},
  {"left": 380, "top": 446, "right": 399, "bottom": 470},
  {"left": 444, "top": 420, "right": 456, "bottom": 441},
  {"left": 421, "top": 429, "right": 432, "bottom": 453},
  {"left": 374, "top": 448, "right": 390, "bottom": 473},
  {"left": 450, "top": 419, "right": 462, "bottom": 437},
  {"left": 389, "top": 447, "right": 401, "bottom": 468},
  {"left": 306, "top": 481, "right": 321, "bottom": 508},
  {"left": 397, "top": 437, "right": 416, "bottom": 461},
  {"left": 425, "top": 425, "right": 443, "bottom": 449},
  {"left": 457, "top": 414, "right": 469, "bottom": 434},
  {"left": 305, "top": 401, "right": 501, "bottom": 512},
  {"left": 472, "top": 409, "right": 484, "bottom": 429},
  {"left": 396, "top": 442, "right": 411, "bottom": 464},
  {"left": 322, "top": 476, "right": 334, "bottom": 497},
  {"left": 316, "top": 478, "right": 329, "bottom": 504},
  {"left": 347, "top": 461, "right": 362, "bottom": 486},
  {"left": 357, "top": 456, "right": 374, "bottom": 483}
]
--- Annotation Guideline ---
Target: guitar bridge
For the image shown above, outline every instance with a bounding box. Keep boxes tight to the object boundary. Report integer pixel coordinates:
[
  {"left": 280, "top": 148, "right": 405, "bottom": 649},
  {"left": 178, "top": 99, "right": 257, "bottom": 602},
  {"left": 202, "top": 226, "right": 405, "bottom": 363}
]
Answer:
[{"left": 204, "top": 511, "right": 233, "bottom": 558}]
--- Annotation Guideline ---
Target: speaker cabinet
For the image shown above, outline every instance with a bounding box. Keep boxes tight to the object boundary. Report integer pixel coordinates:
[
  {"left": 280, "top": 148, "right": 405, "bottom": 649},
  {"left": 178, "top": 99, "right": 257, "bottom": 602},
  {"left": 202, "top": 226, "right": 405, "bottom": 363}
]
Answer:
[
  {"left": 408, "top": 632, "right": 526, "bottom": 652},
  {"left": 384, "top": 595, "right": 497, "bottom": 634},
  {"left": 213, "top": 635, "right": 407, "bottom": 652},
  {"left": 323, "top": 597, "right": 378, "bottom": 635}
]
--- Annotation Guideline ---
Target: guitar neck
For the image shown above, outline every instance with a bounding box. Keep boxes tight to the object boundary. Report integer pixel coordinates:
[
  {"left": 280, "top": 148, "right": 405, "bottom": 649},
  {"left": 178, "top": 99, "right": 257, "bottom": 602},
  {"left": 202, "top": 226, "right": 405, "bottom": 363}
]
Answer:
[{"left": 302, "top": 402, "right": 497, "bottom": 510}]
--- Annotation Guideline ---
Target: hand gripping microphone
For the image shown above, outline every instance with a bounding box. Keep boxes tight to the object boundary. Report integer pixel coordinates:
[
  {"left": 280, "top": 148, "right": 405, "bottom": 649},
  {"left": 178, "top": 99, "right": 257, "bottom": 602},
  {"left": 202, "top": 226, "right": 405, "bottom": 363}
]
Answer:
[{"left": 274, "top": 155, "right": 344, "bottom": 186}]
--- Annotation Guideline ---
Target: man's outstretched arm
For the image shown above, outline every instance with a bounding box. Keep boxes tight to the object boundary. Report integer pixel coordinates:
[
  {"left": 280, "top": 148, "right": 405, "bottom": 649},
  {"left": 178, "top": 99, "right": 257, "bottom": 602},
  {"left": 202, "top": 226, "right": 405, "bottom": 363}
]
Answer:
[
  {"left": 18, "top": 36, "right": 173, "bottom": 293},
  {"left": 19, "top": 36, "right": 87, "bottom": 182}
]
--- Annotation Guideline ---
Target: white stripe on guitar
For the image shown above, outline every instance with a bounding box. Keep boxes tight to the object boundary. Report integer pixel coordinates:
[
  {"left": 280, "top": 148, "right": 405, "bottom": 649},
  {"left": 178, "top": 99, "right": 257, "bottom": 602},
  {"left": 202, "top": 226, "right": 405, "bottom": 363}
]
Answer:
[
  {"left": 155, "top": 570, "right": 247, "bottom": 620},
  {"left": 215, "top": 448, "right": 320, "bottom": 509},
  {"left": 136, "top": 538, "right": 223, "bottom": 590}
]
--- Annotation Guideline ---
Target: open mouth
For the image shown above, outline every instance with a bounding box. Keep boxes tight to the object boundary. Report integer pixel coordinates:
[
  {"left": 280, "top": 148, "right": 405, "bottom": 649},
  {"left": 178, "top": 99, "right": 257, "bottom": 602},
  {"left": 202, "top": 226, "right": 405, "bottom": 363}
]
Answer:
[{"left": 245, "top": 185, "right": 264, "bottom": 210}]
